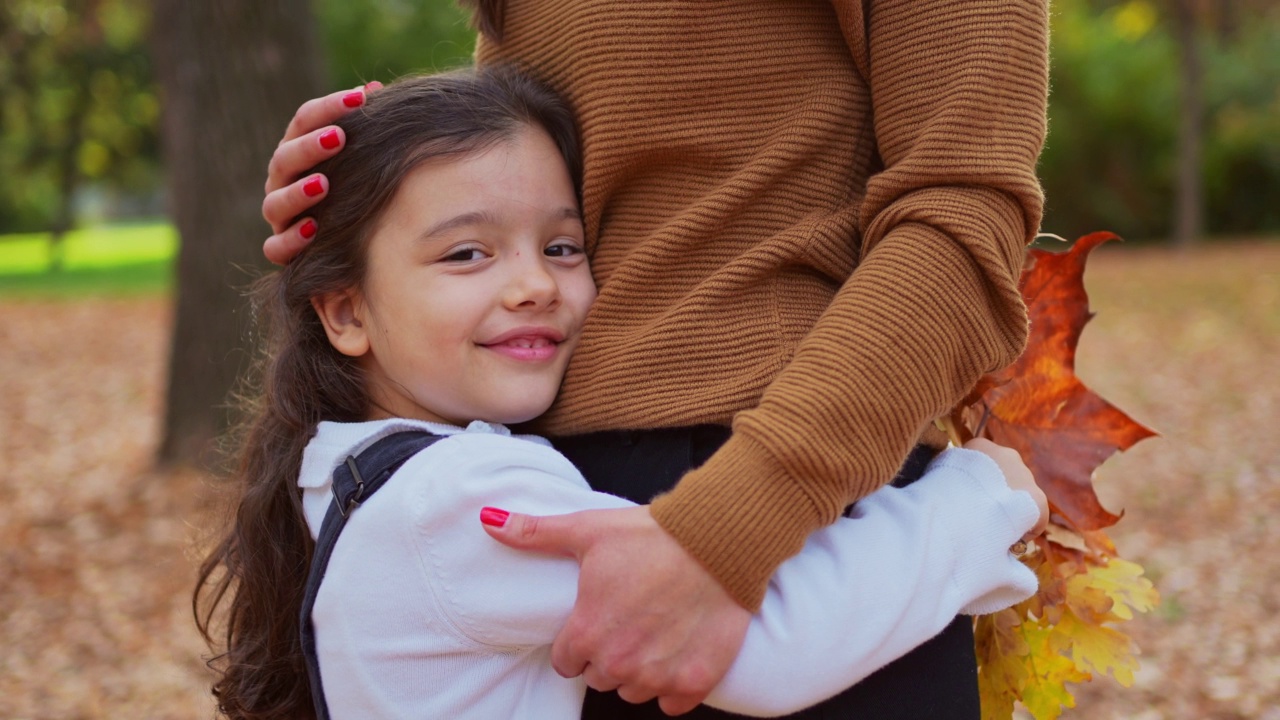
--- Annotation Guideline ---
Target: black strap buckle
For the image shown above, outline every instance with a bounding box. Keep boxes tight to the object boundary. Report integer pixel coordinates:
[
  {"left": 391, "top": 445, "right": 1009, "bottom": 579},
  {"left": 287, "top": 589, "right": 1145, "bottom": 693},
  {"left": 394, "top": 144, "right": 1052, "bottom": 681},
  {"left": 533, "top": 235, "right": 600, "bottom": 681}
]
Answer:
[{"left": 332, "top": 455, "right": 366, "bottom": 518}]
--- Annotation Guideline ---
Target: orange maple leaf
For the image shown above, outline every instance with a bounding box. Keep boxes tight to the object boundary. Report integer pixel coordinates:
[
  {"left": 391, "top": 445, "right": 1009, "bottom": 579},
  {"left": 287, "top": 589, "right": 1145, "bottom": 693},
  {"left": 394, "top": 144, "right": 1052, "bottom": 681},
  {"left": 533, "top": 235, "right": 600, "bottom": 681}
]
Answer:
[{"left": 961, "top": 231, "right": 1157, "bottom": 532}]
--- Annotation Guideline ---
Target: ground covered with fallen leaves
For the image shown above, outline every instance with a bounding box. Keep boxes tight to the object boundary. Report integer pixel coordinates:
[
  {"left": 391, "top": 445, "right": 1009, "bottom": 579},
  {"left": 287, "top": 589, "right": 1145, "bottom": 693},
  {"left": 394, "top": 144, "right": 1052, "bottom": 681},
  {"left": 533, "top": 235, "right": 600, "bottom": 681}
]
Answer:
[{"left": 2, "top": 241, "right": 1278, "bottom": 719}]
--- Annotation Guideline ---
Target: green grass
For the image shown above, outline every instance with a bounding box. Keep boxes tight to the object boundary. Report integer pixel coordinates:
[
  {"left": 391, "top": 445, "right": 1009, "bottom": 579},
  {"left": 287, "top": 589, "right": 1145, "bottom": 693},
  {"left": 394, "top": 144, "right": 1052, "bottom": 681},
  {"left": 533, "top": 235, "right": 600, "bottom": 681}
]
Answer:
[{"left": 0, "top": 222, "right": 176, "bottom": 297}]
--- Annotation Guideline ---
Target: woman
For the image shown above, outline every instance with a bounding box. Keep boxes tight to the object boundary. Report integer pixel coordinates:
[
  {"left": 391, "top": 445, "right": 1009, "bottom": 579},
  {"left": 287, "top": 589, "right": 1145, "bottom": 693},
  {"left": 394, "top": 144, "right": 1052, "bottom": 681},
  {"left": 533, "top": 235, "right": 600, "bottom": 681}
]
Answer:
[{"left": 259, "top": 1, "right": 1049, "bottom": 717}]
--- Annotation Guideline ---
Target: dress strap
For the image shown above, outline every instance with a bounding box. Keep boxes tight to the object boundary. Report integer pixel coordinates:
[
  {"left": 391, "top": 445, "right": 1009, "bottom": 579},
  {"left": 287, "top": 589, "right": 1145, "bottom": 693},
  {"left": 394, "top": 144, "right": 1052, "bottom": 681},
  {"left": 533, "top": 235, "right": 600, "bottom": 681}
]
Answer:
[{"left": 300, "top": 430, "right": 442, "bottom": 720}]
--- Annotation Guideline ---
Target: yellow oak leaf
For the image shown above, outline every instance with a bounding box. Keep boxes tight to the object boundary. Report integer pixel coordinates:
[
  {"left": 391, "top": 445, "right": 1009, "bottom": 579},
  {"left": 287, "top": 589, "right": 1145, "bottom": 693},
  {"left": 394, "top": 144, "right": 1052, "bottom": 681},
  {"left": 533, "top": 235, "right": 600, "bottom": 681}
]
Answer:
[
  {"left": 979, "top": 668, "right": 1018, "bottom": 720},
  {"left": 1062, "top": 574, "right": 1117, "bottom": 624},
  {"left": 1019, "top": 624, "right": 1090, "bottom": 720},
  {"left": 1052, "top": 607, "right": 1141, "bottom": 687},
  {"left": 1083, "top": 557, "right": 1160, "bottom": 621},
  {"left": 977, "top": 610, "right": 1030, "bottom": 720}
]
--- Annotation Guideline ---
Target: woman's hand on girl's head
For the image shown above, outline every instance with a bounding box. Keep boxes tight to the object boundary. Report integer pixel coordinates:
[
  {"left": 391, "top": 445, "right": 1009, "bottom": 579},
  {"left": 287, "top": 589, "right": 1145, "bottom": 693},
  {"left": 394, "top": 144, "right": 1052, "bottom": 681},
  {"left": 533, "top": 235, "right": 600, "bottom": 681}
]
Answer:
[
  {"left": 962, "top": 438, "right": 1049, "bottom": 540},
  {"left": 261, "top": 81, "right": 383, "bottom": 265}
]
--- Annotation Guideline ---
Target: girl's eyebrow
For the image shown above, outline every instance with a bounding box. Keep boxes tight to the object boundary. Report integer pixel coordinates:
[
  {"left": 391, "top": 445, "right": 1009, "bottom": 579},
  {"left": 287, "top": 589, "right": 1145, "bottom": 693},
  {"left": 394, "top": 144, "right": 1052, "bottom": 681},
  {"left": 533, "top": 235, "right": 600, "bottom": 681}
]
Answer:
[
  {"left": 419, "top": 206, "right": 582, "bottom": 241},
  {"left": 419, "top": 210, "right": 500, "bottom": 241}
]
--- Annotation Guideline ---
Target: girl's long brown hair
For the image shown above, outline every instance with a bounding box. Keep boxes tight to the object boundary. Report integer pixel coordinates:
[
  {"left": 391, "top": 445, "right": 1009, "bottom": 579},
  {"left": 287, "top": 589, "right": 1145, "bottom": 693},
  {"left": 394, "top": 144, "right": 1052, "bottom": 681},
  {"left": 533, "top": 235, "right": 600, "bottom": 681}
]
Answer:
[{"left": 194, "top": 66, "right": 579, "bottom": 720}]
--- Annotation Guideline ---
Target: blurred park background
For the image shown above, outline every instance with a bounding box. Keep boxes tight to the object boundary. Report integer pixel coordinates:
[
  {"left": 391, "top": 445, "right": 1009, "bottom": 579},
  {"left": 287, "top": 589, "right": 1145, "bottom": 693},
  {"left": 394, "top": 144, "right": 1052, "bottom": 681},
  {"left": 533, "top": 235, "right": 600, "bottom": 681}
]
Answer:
[{"left": 2, "top": 0, "right": 1278, "bottom": 718}]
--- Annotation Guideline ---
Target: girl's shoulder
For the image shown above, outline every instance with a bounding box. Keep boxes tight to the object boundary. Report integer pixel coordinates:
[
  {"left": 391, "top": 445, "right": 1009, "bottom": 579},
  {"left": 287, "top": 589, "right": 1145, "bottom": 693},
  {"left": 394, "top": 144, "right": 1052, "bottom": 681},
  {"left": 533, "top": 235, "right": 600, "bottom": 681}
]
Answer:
[
  {"left": 401, "top": 420, "right": 576, "bottom": 475},
  {"left": 301, "top": 418, "right": 562, "bottom": 483},
  {"left": 307, "top": 418, "right": 586, "bottom": 493},
  {"left": 298, "top": 418, "right": 583, "bottom": 537},
  {"left": 398, "top": 423, "right": 589, "bottom": 503}
]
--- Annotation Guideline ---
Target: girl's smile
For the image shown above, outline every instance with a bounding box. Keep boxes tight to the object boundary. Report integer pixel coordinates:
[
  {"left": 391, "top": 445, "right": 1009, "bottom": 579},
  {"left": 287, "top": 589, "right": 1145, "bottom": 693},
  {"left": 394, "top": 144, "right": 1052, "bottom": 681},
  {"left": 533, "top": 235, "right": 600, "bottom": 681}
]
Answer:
[
  {"left": 313, "top": 125, "right": 595, "bottom": 427},
  {"left": 479, "top": 326, "right": 567, "bottom": 362}
]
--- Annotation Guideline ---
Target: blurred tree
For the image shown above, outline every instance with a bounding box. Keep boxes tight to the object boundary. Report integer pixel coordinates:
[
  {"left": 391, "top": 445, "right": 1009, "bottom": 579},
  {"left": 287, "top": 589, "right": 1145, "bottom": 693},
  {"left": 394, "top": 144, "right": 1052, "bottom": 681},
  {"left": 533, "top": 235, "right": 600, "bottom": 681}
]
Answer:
[
  {"left": 1040, "top": 0, "right": 1177, "bottom": 241},
  {"left": 1169, "top": 0, "right": 1205, "bottom": 247},
  {"left": 1199, "top": 4, "right": 1280, "bottom": 236},
  {"left": 0, "top": 0, "right": 160, "bottom": 247},
  {"left": 0, "top": 0, "right": 473, "bottom": 240},
  {"left": 4, "top": 0, "right": 1277, "bottom": 250},
  {"left": 151, "top": 0, "right": 325, "bottom": 466},
  {"left": 1040, "top": 0, "right": 1280, "bottom": 242}
]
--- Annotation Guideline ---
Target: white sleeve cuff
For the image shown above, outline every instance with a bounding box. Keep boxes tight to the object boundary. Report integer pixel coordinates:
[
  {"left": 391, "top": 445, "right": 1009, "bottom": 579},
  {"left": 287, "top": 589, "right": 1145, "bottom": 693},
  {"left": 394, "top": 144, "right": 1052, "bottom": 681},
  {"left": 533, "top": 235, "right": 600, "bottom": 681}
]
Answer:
[{"left": 920, "top": 448, "right": 1040, "bottom": 615}]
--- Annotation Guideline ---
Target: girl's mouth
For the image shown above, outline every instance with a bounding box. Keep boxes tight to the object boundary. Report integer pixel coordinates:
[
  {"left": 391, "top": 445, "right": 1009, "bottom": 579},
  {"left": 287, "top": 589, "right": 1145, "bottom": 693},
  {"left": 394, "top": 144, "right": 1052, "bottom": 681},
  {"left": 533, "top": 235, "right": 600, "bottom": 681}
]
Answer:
[{"left": 480, "top": 330, "right": 564, "bottom": 362}]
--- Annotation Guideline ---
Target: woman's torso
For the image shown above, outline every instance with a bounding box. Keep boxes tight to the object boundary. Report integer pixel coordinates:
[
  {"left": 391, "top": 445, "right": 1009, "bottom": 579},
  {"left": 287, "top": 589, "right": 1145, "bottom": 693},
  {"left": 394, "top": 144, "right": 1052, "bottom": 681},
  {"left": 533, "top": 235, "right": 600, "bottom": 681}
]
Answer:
[{"left": 476, "top": 0, "right": 878, "bottom": 434}]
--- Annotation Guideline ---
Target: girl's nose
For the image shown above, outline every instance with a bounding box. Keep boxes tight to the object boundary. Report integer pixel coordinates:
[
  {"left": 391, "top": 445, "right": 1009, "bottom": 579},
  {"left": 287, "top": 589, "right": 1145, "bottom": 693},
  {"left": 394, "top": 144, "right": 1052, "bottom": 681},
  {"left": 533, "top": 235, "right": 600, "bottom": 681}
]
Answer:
[{"left": 503, "top": 256, "right": 561, "bottom": 310}]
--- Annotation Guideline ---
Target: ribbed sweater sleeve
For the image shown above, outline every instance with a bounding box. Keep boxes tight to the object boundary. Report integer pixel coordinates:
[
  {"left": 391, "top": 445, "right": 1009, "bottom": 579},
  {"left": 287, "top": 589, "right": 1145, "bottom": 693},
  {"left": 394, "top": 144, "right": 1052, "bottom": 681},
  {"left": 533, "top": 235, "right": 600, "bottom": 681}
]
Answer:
[{"left": 649, "top": 0, "right": 1049, "bottom": 609}]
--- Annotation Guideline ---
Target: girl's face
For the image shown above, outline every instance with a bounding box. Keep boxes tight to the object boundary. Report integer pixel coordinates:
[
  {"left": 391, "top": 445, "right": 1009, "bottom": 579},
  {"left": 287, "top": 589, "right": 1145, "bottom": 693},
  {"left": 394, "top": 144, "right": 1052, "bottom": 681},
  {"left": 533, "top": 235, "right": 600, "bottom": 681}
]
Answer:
[{"left": 316, "top": 126, "right": 595, "bottom": 426}]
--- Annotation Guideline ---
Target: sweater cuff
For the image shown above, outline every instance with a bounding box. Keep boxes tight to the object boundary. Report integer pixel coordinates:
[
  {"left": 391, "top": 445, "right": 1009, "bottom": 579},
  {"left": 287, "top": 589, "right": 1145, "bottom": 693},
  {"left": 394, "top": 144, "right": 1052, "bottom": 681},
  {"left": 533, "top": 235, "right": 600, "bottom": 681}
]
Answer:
[{"left": 649, "top": 431, "right": 826, "bottom": 611}]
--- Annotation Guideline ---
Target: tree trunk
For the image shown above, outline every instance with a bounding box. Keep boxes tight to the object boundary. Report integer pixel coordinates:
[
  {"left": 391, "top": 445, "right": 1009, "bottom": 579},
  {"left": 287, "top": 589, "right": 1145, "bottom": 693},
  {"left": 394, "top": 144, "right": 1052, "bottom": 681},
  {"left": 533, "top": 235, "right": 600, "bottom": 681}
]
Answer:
[
  {"left": 49, "top": 74, "right": 91, "bottom": 273},
  {"left": 151, "top": 0, "right": 326, "bottom": 466},
  {"left": 1217, "top": 0, "right": 1238, "bottom": 42},
  {"left": 47, "top": 0, "right": 98, "bottom": 272},
  {"left": 1172, "top": 0, "right": 1204, "bottom": 248},
  {"left": 50, "top": 45, "right": 95, "bottom": 273}
]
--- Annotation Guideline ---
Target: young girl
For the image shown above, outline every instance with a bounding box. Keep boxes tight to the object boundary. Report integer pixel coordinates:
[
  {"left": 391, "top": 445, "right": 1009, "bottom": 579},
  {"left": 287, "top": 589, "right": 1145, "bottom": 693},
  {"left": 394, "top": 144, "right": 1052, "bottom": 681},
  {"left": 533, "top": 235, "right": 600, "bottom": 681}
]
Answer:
[{"left": 198, "top": 68, "right": 1046, "bottom": 719}]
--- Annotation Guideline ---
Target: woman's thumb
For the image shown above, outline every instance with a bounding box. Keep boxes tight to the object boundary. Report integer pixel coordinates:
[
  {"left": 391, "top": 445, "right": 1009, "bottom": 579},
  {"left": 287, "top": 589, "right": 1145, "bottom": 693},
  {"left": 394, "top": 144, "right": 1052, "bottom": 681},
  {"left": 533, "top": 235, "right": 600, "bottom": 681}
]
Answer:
[{"left": 479, "top": 506, "right": 583, "bottom": 559}]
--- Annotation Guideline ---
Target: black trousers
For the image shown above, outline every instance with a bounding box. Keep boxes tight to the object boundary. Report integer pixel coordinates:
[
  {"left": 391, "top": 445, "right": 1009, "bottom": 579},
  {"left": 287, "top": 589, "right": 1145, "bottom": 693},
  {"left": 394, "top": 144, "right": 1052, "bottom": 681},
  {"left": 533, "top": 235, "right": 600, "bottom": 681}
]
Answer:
[{"left": 554, "top": 426, "right": 980, "bottom": 720}]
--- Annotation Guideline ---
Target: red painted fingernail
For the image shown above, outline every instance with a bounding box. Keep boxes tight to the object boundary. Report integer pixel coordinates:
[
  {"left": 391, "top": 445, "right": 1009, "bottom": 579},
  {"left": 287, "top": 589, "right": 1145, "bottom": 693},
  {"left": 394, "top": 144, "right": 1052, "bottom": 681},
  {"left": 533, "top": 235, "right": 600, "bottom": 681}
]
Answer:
[
  {"left": 319, "top": 128, "right": 340, "bottom": 150},
  {"left": 303, "top": 176, "right": 324, "bottom": 197},
  {"left": 480, "top": 507, "right": 509, "bottom": 527},
  {"left": 342, "top": 91, "right": 364, "bottom": 108},
  {"left": 299, "top": 219, "right": 317, "bottom": 239}
]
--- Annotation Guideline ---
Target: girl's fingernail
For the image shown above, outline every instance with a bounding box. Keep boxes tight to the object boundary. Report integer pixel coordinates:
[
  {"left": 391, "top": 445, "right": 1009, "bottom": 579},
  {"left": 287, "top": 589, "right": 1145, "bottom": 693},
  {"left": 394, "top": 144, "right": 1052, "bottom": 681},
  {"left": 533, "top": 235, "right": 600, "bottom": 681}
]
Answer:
[
  {"left": 342, "top": 90, "right": 364, "bottom": 108},
  {"left": 365, "top": 81, "right": 382, "bottom": 91},
  {"left": 303, "top": 176, "right": 324, "bottom": 197},
  {"left": 319, "top": 128, "right": 340, "bottom": 150},
  {"left": 480, "top": 507, "right": 510, "bottom": 527},
  {"left": 299, "top": 219, "right": 317, "bottom": 239}
]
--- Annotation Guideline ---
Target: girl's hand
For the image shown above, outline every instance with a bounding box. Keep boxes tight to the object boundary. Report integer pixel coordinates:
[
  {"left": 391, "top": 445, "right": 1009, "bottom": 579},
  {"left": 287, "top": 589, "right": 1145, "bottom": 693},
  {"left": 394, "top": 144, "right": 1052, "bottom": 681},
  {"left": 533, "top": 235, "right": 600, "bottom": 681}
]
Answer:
[
  {"left": 260, "top": 82, "right": 383, "bottom": 264},
  {"left": 963, "top": 438, "right": 1049, "bottom": 540}
]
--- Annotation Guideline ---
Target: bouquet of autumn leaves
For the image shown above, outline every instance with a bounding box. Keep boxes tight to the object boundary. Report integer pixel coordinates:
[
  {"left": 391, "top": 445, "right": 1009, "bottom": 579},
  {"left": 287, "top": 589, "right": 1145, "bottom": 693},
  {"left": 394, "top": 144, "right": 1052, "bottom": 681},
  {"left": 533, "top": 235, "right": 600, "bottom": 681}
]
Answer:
[{"left": 939, "top": 232, "right": 1160, "bottom": 720}]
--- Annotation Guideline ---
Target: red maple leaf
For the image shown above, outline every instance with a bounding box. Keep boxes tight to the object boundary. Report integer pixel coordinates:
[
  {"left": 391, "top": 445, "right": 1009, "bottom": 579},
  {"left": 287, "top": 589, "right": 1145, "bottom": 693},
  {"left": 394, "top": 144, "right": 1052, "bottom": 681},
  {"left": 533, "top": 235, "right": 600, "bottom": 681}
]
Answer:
[{"left": 957, "top": 232, "right": 1157, "bottom": 532}]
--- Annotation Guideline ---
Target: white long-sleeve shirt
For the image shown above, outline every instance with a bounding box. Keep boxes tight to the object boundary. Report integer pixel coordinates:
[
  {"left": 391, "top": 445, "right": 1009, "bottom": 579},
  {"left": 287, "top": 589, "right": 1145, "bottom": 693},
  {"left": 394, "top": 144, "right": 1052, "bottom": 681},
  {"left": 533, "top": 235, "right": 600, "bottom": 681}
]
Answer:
[{"left": 299, "top": 419, "right": 1039, "bottom": 719}]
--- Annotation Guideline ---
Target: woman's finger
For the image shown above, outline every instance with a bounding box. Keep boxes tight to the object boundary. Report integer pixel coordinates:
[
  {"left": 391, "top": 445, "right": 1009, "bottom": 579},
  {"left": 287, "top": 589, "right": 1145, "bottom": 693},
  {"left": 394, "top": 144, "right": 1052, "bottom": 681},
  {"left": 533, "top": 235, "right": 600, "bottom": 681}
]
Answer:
[
  {"left": 262, "top": 173, "right": 328, "bottom": 235},
  {"left": 263, "top": 216, "right": 319, "bottom": 266},
  {"left": 581, "top": 664, "right": 622, "bottom": 693},
  {"left": 266, "top": 81, "right": 383, "bottom": 194},
  {"left": 279, "top": 85, "right": 369, "bottom": 147},
  {"left": 616, "top": 684, "right": 659, "bottom": 706},
  {"left": 264, "top": 124, "right": 346, "bottom": 197}
]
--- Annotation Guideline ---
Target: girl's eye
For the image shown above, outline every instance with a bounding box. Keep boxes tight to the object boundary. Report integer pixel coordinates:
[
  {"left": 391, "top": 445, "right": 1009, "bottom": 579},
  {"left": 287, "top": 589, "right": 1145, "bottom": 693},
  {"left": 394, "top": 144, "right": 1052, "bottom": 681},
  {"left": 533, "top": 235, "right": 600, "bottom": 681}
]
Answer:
[
  {"left": 443, "top": 247, "right": 486, "bottom": 262},
  {"left": 545, "top": 242, "right": 584, "bottom": 258}
]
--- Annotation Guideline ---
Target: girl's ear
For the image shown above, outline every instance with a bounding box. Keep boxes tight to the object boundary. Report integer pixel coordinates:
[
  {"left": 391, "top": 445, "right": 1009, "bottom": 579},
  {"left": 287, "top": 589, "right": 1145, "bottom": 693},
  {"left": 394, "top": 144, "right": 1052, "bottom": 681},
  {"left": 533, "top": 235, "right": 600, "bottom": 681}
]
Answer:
[{"left": 311, "top": 288, "right": 370, "bottom": 358}]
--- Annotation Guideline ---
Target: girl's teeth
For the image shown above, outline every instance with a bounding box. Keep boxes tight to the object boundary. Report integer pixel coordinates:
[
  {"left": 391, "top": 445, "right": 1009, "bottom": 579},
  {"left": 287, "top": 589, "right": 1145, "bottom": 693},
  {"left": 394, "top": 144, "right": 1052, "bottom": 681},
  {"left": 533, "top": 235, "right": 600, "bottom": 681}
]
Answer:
[{"left": 511, "top": 338, "right": 549, "bottom": 348}]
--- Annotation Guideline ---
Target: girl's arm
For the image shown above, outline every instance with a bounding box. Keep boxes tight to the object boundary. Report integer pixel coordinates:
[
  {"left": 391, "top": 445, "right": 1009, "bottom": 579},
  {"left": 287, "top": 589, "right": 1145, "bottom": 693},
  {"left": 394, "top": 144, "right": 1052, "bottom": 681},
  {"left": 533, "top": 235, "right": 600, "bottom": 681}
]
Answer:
[
  {"left": 407, "top": 435, "right": 634, "bottom": 649},
  {"left": 705, "top": 447, "right": 1038, "bottom": 716},
  {"left": 420, "top": 436, "right": 1037, "bottom": 715}
]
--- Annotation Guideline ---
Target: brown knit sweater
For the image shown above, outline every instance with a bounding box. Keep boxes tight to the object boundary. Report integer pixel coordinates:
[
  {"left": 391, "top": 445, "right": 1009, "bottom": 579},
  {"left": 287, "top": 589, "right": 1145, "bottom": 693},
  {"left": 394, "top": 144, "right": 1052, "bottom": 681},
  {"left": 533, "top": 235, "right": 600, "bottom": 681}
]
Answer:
[{"left": 476, "top": 0, "right": 1049, "bottom": 610}]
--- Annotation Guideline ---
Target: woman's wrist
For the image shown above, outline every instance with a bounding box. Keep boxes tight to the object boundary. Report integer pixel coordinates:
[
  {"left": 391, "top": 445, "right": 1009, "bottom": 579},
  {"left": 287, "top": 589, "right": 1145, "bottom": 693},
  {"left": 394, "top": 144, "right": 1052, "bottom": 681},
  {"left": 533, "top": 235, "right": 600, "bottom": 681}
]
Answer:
[{"left": 650, "top": 431, "right": 823, "bottom": 611}]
